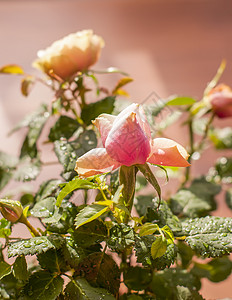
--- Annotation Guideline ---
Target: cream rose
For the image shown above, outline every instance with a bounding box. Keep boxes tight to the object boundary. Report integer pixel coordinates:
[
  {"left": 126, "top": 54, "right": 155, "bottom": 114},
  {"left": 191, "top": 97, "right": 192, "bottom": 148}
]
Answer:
[{"left": 32, "top": 30, "right": 105, "bottom": 80}]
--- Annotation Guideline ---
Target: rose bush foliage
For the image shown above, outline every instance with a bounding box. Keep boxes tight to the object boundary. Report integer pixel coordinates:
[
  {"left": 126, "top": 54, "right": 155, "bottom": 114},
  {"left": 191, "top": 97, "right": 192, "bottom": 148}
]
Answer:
[{"left": 0, "top": 31, "right": 231, "bottom": 300}]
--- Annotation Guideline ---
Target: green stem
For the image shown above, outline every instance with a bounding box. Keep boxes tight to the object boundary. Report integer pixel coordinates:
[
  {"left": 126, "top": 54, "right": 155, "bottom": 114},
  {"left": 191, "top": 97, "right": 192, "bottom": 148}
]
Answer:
[
  {"left": 183, "top": 120, "right": 194, "bottom": 186},
  {"left": 119, "top": 165, "right": 137, "bottom": 223},
  {"left": 19, "top": 216, "right": 40, "bottom": 237}
]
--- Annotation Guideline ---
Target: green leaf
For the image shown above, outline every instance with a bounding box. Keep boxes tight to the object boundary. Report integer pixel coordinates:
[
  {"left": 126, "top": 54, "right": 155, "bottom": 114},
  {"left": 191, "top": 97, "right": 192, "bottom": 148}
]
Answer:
[
  {"left": 134, "top": 194, "right": 154, "bottom": 217},
  {"left": 13, "top": 158, "right": 41, "bottom": 182},
  {"left": 0, "top": 151, "right": 19, "bottom": 169},
  {"left": 112, "top": 77, "right": 133, "bottom": 95},
  {"left": 13, "top": 255, "right": 28, "bottom": 282},
  {"left": 81, "top": 96, "right": 115, "bottom": 125},
  {"left": 135, "top": 235, "right": 177, "bottom": 270},
  {"left": 107, "top": 223, "right": 135, "bottom": 252},
  {"left": 145, "top": 199, "right": 182, "bottom": 234},
  {"left": 72, "top": 219, "right": 107, "bottom": 248},
  {"left": 48, "top": 115, "right": 80, "bottom": 141},
  {"left": 46, "top": 200, "right": 79, "bottom": 234},
  {"left": 75, "top": 204, "right": 109, "bottom": 229},
  {"left": 0, "top": 64, "right": 24, "bottom": 75},
  {"left": 64, "top": 277, "right": 116, "bottom": 299},
  {"left": 182, "top": 216, "right": 232, "bottom": 257},
  {"left": 191, "top": 257, "right": 232, "bottom": 283},
  {"left": 37, "top": 249, "right": 66, "bottom": 273},
  {"left": 150, "top": 269, "right": 201, "bottom": 299},
  {"left": 209, "top": 157, "right": 232, "bottom": 183},
  {"left": 0, "top": 261, "right": 11, "bottom": 280},
  {"left": 170, "top": 176, "right": 221, "bottom": 218},
  {"left": 21, "top": 76, "right": 35, "bottom": 97},
  {"left": 177, "top": 242, "right": 194, "bottom": 269},
  {"left": 20, "top": 136, "right": 38, "bottom": 159},
  {"left": 21, "top": 270, "right": 63, "bottom": 300},
  {"left": 0, "top": 218, "right": 11, "bottom": 238},
  {"left": 226, "top": 188, "right": 232, "bottom": 210},
  {"left": 209, "top": 127, "right": 232, "bottom": 149},
  {"left": 166, "top": 96, "right": 196, "bottom": 106},
  {"left": 151, "top": 236, "right": 167, "bottom": 259},
  {"left": 54, "top": 129, "right": 97, "bottom": 180},
  {"left": 10, "top": 104, "right": 49, "bottom": 136},
  {"left": 35, "top": 179, "right": 62, "bottom": 202},
  {"left": 137, "top": 164, "right": 161, "bottom": 204},
  {"left": 62, "top": 236, "right": 87, "bottom": 268},
  {"left": 0, "top": 273, "right": 19, "bottom": 299},
  {"left": 139, "top": 223, "right": 159, "bottom": 237},
  {"left": 0, "top": 168, "right": 13, "bottom": 191},
  {"left": 30, "top": 197, "right": 56, "bottom": 218},
  {"left": 8, "top": 234, "right": 65, "bottom": 257},
  {"left": 56, "top": 177, "right": 98, "bottom": 207},
  {"left": 124, "top": 266, "right": 152, "bottom": 291},
  {"left": 76, "top": 253, "right": 120, "bottom": 295}
]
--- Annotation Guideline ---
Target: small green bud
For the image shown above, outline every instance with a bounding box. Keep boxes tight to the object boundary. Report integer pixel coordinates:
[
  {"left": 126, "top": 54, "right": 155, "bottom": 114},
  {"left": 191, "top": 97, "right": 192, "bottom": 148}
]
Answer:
[{"left": 0, "top": 199, "right": 23, "bottom": 223}]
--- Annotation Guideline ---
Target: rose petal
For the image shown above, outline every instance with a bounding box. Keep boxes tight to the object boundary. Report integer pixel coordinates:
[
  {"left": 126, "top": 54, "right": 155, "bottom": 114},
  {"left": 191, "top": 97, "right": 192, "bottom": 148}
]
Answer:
[
  {"left": 147, "top": 138, "right": 190, "bottom": 167},
  {"left": 93, "top": 114, "right": 116, "bottom": 147},
  {"left": 105, "top": 112, "right": 151, "bottom": 166},
  {"left": 75, "top": 148, "right": 121, "bottom": 177}
]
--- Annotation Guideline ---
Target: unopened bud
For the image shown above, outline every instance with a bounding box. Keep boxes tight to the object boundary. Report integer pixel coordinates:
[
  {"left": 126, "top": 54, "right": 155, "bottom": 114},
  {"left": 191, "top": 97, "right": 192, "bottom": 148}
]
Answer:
[{"left": 0, "top": 199, "right": 23, "bottom": 223}]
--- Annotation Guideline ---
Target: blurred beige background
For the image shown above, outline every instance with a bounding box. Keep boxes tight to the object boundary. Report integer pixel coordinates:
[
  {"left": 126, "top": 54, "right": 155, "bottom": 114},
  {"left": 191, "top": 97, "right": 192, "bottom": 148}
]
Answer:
[{"left": 0, "top": 0, "right": 232, "bottom": 299}]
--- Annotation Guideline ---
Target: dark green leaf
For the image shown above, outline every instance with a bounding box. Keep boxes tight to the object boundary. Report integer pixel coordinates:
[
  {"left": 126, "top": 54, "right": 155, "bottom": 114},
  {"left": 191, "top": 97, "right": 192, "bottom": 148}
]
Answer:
[
  {"left": 20, "top": 136, "right": 38, "bottom": 159},
  {"left": 21, "top": 270, "right": 63, "bottom": 300},
  {"left": 75, "top": 204, "right": 109, "bottom": 229},
  {"left": 76, "top": 253, "right": 120, "bottom": 295},
  {"left": 62, "top": 236, "right": 87, "bottom": 268},
  {"left": 81, "top": 96, "right": 115, "bottom": 125},
  {"left": 0, "top": 168, "right": 13, "bottom": 191},
  {"left": 0, "top": 261, "right": 11, "bottom": 280},
  {"left": 64, "top": 277, "right": 116, "bottom": 299},
  {"left": 72, "top": 219, "right": 107, "bottom": 248},
  {"left": 8, "top": 234, "right": 65, "bottom": 257},
  {"left": 145, "top": 199, "right": 182, "bottom": 234},
  {"left": 150, "top": 269, "right": 201, "bottom": 299},
  {"left": 37, "top": 249, "right": 66, "bottom": 273},
  {"left": 209, "top": 127, "right": 232, "bottom": 149},
  {"left": 226, "top": 188, "right": 232, "bottom": 210},
  {"left": 191, "top": 257, "right": 232, "bottom": 283},
  {"left": 56, "top": 177, "right": 98, "bottom": 207},
  {"left": 124, "top": 266, "right": 152, "bottom": 291},
  {"left": 182, "top": 216, "right": 232, "bottom": 257},
  {"left": 0, "top": 64, "right": 24, "bottom": 75},
  {"left": 13, "top": 158, "right": 41, "bottom": 182},
  {"left": 166, "top": 96, "right": 196, "bottom": 106},
  {"left": 170, "top": 177, "right": 220, "bottom": 218},
  {"left": 135, "top": 194, "right": 154, "bottom": 217},
  {"left": 107, "top": 223, "right": 135, "bottom": 252},
  {"left": 210, "top": 157, "right": 232, "bottom": 183},
  {"left": 48, "top": 116, "right": 80, "bottom": 141},
  {"left": 13, "top": 255, "right": 28, "bottom": 282},
  {"left": 0, "top": 273, "right": 18, "bottom": 299},
  {"left": 177, "top": 242, "right": 194, "bottom": 269}
]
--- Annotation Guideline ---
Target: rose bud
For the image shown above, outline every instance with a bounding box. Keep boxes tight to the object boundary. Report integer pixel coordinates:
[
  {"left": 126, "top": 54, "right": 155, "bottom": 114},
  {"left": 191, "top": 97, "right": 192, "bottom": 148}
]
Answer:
[
  {"left": 32, "top": 29, "right": 105, "bottom": 80},
  {"left": 0, "top": 199, "right": 23, "bottom": 223},
  {"left": 207, "top": 84, "right": 232, "bottom": 118},
  {"left": 75, "top": 103, "right": 190, "bottom": 177}
]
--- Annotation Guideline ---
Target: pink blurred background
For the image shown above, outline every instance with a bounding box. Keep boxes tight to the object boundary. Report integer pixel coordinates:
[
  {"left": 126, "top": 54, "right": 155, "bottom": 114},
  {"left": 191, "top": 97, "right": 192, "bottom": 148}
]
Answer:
[{"left": 0, "top": 0, "right": 232, "bottom": 299}]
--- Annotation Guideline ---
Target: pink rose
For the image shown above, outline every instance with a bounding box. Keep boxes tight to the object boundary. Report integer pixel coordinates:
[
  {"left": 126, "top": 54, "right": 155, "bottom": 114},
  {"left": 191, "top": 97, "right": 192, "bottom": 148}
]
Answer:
[
  {"left": 207, "top": 84, "right": 232, "bottom": 118},
  {"left": 75, "top": 103, "right": 190, "bottom": 177},
  {"left": 32, "top": 30, "right": 104, "bottom": 80}
]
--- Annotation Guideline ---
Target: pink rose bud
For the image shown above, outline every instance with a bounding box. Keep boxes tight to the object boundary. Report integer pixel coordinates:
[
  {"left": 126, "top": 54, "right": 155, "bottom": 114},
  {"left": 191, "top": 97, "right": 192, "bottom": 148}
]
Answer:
[
  {"left": 32, "top": 30, "right": 105, "bottom": 80},
  {"left": 75, "top": 103, "right": 190, "bottom": 177},
  {"left": 0, "top": 199, "right": 23, "bottom": 223},
  {"left": 207, "top": 84, "right": 232, "bottom": 118}
]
